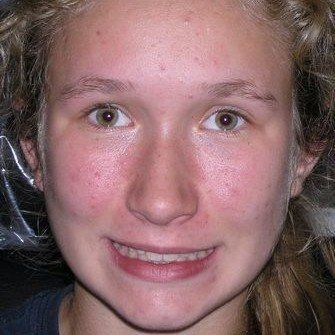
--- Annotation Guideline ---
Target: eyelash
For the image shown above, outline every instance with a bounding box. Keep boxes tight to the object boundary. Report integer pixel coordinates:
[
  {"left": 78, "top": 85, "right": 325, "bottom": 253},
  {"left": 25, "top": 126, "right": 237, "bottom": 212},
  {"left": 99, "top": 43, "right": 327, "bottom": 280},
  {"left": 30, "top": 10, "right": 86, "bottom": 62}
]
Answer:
[
  {"left": 201, "top": 108, "right": 247, "bottom": 138},
  {"left": 85, "top": 103, "right": 133, "bottom": 131},
  {"left": 84, "top": 103, "right": 248, "bottom": 137}
]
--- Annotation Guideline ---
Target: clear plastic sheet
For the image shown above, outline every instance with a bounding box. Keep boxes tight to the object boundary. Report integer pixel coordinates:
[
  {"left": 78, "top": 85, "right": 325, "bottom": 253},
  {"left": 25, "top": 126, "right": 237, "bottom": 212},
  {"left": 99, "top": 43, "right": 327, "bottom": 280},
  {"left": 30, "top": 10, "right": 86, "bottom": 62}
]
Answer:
[
  {"left": 0, "top": 113, "right": 41, "bottom": 249},
  {"left": 0, "top": 0, "right": 334, "bottom": 248},
  {"left": 0, "top": 110, "right": 333, "bottom": 253},
  {"left": 0, "top": 2, "right": 332, "bottom": 257}
]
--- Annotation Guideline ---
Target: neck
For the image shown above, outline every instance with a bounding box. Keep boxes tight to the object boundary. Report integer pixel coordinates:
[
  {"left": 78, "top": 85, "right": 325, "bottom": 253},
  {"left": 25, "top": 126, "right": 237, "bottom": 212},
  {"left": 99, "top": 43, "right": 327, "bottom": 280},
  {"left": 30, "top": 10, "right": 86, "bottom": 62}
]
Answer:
[{"left": 59, "top": 281, "right": 248, "bottom": 335}]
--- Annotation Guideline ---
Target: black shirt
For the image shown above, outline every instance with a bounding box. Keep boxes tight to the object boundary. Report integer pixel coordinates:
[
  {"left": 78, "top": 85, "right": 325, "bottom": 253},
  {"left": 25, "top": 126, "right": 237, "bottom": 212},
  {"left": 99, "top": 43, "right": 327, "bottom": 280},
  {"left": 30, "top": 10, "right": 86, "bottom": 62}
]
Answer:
[{"left": 0, "top": 285, "right": 73, "bottom": 335}]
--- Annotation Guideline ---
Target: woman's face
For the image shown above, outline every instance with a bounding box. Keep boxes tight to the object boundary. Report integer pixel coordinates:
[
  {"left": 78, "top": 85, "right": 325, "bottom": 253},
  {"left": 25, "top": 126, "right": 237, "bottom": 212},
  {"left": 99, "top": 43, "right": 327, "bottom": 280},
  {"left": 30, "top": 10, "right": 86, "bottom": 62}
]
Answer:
[{"left": 33, "top": 0, "right": 302, "bottom": 332}]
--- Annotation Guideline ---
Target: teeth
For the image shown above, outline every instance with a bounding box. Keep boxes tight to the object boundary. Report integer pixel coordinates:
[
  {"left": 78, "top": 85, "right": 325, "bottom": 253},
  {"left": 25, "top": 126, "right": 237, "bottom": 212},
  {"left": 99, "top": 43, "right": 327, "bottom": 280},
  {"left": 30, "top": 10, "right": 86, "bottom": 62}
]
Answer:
[
  {"left": 149, "top": 252, "right": 164, "bottom": 262},
  {"left": 112, "top": 242, "right": 214, "bottom": 264},
  {"left": 187, "top": 253, "right": 197, "bottom": 261},
  {"left": 163, "top": 254, "right": 175, "bottom": 263},
  {"left": 138, "top": 252, "right": 147, "bottom": 261},
  {"left": 197, "top": 250, "right": 207, "bottom": 258},
  {"left": 128, "top": 248, "right": 138, "bottom": 259}
]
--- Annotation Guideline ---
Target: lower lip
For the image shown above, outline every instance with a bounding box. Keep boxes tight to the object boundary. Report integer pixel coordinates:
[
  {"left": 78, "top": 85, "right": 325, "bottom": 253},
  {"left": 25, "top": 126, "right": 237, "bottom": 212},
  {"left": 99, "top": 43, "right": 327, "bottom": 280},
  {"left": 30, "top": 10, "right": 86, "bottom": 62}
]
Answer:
[{"left": 108, "top": 242, "right": 216, "bottom": 283}]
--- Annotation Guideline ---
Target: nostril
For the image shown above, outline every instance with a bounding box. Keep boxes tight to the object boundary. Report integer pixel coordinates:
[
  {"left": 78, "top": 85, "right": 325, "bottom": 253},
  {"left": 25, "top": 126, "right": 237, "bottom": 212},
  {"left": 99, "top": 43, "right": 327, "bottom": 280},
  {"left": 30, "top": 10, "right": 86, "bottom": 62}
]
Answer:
[
  {"left": 126, "top": 180, "right": 199, "bottom": 226},
  {"left": 126, "top": 158, "right": 198, "bottom": 226},
  {"left": 129, "top": 208, "right": 195, "bottom": 227},
  {"left": 131, "top": 210, "right": 148, "bottom": 222}
]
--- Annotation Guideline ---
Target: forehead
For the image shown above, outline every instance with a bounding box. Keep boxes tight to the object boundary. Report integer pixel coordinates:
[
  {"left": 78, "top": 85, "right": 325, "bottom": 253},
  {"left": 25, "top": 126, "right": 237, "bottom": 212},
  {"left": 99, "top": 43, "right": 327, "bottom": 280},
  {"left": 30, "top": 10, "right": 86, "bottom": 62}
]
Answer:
[{"left": 48, "top": 0, "right": 291, "bottom": 104}]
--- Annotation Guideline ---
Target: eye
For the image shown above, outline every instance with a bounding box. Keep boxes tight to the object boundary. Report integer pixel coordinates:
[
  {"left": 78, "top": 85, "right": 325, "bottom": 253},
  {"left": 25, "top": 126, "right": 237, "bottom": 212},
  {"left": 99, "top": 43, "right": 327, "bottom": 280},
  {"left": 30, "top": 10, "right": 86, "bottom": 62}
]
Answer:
[
  {"left": 87, "top": 103, "right": 132, "bottom": 128},
  {"left": 201, "top": 109, "right": 245, "bottom": 131}
]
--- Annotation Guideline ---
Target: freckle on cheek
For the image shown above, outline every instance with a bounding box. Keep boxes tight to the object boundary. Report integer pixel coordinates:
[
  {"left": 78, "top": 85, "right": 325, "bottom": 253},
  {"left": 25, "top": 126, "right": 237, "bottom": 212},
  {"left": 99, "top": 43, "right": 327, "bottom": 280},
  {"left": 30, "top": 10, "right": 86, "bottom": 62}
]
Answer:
[
  {"left": 69, "top": 171, "right": 79, "bottom": 182},
  {"left": 208, "top": 272, "right": 217, "bottom": 286}
]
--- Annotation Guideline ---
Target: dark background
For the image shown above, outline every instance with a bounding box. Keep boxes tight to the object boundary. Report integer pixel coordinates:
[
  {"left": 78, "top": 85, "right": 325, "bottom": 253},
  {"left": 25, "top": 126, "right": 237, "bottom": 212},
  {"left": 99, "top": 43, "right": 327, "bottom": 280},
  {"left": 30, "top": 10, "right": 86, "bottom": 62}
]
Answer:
[
  {"left": 0, "top": 250, "right": 73, "bottom": 309},
  {"left": 0, "top": 152, "right": 74, "bottom": 310}
]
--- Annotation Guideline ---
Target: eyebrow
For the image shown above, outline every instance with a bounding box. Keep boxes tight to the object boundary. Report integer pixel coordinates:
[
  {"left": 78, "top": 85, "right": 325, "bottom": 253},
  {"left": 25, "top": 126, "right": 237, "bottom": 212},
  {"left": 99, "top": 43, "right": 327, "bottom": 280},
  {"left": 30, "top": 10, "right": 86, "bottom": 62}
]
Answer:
[
  {"left": 58, "top": 75, "right": 135, "bottom": 101},
  {"left": 203, "top": 79, "right": 278, "bottom": 108},
  {"left": 58, "top": 76, "right": 278, "bottom": 108}
]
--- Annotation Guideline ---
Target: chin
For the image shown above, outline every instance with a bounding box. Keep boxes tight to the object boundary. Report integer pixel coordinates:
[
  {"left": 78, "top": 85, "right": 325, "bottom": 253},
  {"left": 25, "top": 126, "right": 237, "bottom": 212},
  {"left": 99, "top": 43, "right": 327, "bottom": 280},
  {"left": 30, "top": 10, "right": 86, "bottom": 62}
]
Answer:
[
  {"left": 107, "top": 289, "right": 226, "bottom": 334},
  {"left": 118, "top": 308, "right": 206, "bottom": 333}
]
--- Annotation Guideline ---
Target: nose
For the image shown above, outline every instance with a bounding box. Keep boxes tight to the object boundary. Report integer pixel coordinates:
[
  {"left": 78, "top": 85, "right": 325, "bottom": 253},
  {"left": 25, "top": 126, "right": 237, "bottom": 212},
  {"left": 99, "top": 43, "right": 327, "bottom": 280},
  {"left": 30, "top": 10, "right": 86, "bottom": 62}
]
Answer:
[{"left": 126, "top": 137, "right": 198, "bottom": 226}]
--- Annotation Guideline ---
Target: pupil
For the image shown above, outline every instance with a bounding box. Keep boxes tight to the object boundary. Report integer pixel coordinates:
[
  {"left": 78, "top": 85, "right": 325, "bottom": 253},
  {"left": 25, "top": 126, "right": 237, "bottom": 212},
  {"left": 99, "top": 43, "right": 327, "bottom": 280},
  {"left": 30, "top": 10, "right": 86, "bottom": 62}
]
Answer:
[
  {"left": 219, "top": 114, "right": 232, "bottom": 126},
  {"left": 102, "top": 111, "right": 115, "bottom": 122}
]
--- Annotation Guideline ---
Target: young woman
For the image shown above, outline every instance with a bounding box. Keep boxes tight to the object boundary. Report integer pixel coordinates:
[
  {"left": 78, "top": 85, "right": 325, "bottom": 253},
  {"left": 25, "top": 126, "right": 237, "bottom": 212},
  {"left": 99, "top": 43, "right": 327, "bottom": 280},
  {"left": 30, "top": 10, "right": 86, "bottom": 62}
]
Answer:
[{"left": 0, "top": 0, "right": 334, "bottom": 334}]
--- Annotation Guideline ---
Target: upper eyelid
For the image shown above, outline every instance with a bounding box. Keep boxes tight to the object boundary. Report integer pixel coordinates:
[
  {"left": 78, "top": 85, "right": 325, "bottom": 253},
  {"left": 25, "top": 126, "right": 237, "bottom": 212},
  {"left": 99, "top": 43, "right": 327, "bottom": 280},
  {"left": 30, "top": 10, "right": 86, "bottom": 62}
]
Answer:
[
  {"left": 202, "top": 106, "right": 248, "bottom": 123},
  {"left": 85, "top": 102, "right": 134, "bottom": 129},
  {"left": 85, "top": 102, "right": 133, "bottom": 119},
  {"left": 86, "top": 102, "right": 123, "bottom": 113},
  {"left": 84, "top": 102, "right": 248, "bottom": 125},
  {"left": 199, "top": 107, "right": 248, "bottom": 134}
]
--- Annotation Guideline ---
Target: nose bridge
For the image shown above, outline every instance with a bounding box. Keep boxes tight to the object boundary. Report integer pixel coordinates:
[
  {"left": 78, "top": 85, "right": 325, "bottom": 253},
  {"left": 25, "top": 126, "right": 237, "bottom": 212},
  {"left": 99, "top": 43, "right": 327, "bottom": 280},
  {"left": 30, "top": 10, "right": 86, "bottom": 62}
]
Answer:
[
  {"left": 149, "top": 134, "right": 183, "bottom": 184},
  {"left": 127, "top": 132, "right": 198, "bottom": 226}
]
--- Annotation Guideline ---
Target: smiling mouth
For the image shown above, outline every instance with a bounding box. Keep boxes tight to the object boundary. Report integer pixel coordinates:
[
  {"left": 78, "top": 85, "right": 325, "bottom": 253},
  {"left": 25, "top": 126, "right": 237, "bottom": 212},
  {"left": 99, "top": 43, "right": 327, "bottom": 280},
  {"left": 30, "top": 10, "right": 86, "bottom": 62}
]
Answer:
[{"left": 112, "top": 241, "right": 215, "bottom": 264}]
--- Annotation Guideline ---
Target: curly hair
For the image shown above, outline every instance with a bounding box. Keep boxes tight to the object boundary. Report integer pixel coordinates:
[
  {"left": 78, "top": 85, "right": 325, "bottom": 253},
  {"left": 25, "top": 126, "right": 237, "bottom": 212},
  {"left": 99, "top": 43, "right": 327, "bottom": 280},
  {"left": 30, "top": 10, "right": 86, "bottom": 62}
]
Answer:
[{"left": 0, "top": 1, "right": 334, "bottom": 334}]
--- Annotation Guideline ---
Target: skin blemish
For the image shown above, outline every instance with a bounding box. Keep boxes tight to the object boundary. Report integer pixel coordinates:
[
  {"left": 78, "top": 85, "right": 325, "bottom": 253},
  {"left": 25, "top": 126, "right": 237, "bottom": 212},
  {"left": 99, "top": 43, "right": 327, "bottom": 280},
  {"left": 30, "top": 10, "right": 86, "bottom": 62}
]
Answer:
[
  {"left": 183, "top": 10, "right": 195, "bottom": 25},
  {"left": 89, "top": 199, "right": 97, "bottom": 211},
  {"left": 194, "top": 56, "right": 201, "bottom": 64},
  {"left": 159, "top": 64, "right": 166, "bottom": 72},
  {"left": 69, "top": 171, "right": 79, "bottom": 182},
  {"left": 184, "top": 16, "right": 191, "bottom": 25}
]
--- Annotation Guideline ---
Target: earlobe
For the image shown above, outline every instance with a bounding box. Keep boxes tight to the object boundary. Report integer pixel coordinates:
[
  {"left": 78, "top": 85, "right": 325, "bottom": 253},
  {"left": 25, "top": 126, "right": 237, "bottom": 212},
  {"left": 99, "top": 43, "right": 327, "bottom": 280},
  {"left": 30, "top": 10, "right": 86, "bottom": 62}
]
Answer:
[
  {"left": 20, "top": 139, "right": 44, "bottom": 191},
  {"left": 290, "top": 153, "right": 319, "bottom": 198}
]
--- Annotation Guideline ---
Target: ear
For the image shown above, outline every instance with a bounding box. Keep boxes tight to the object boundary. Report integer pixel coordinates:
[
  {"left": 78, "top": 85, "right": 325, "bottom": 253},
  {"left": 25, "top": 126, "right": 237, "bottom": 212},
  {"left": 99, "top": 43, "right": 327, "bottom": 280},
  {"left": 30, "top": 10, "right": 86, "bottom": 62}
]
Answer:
[
  {"left": 290, "top": 151, "right": 319, "bottom": 198},
  {"left": 20, "top": 139, "right": 44, "bottom": 191}
]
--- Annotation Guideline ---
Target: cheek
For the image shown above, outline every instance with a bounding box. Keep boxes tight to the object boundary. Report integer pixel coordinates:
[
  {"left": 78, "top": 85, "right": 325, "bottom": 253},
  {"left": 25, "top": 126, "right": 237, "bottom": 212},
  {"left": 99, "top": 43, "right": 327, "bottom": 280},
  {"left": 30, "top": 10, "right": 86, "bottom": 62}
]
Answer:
[
  {"left": 195, "top": 136, "right": 292, "bottom": 238},
  {"left": 44, "top": 131, "right": 136, "bottom": 220}
]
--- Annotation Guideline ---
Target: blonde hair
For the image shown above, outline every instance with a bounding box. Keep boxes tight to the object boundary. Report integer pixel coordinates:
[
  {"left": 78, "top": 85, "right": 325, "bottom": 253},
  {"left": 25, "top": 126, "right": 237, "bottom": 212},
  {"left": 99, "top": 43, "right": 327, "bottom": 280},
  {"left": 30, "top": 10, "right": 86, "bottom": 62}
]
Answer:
[
  {"left": 241, "top": 1, "right": 335, "bottom": 334},
  {"left": 0, "top": 1, "right": 334, "bottom": 334}
]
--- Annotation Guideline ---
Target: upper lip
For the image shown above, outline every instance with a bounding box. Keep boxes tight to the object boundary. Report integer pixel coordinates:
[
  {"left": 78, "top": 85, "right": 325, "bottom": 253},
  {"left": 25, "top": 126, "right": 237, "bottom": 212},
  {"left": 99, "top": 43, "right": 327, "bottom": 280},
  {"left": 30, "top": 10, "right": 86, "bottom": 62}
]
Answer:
[{"left": 110, "top": 239, "right": 216, "bottom": 254}]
